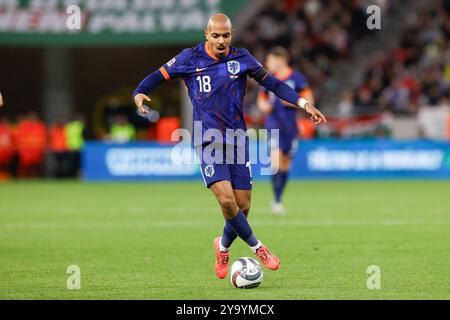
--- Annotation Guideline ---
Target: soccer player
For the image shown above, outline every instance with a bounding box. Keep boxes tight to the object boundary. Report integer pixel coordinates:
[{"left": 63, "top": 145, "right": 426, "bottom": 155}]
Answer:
[
  {"left": 257, "top": 47, "right": 315, "bottom": 215},
  {"left": 133, "top": 13, "right": 326, "bottom": 279}
]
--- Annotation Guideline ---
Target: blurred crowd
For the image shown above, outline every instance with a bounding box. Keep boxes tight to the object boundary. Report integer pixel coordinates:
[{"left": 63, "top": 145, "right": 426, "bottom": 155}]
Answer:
[
  {"left": 0, "top": 112, "right": 144, "bottom": 179},
  {"left": 239, "top": 0, "right": 450, "bottom": 138},
  {"left": 239, "top": 0, "right": 395, "bottom": 134},
  {"left": 239, "top": 0, "right": 396, "bottom": 137},
  {"left": 240, "top": 0, "right": 450, "bottom": 115},
  {"left": 240, "top": 0, "right": 393, "bottom": 92},
  {"left": 341, "top": 0, "right": 450, "bottom": 116},
  {"left": 0, "top": 112, "right": 86, "bottom": 180},
  {"left": 0, "top": 109, "right": 182, "bottom": 179}
]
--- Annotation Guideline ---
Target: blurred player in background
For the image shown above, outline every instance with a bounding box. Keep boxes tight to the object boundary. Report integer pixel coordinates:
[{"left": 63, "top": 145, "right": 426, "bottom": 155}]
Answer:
[
  {"left": 0, "top": 91, "right": 4, "bottom": 107},
  {"left": 133, "top": 13, "right": 326, "bottom": 279},
  {"left": 257, "top": 47, "right": 315, "bottom": 215}
]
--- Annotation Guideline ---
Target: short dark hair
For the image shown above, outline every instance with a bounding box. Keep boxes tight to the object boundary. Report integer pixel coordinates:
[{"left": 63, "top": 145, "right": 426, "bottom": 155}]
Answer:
[{"left": 267, "top": 46, "right": 290, "bottom": 62}]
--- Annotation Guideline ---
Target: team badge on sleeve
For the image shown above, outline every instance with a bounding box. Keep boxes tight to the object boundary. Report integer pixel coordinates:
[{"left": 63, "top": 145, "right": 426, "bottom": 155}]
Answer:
[{"left": 227, "top": 60, "right": 240, "bottom": 75}]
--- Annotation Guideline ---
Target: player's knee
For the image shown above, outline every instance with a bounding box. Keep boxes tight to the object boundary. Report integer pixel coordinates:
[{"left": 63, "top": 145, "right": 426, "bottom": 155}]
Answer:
[
  {"left": 218, "top": 196, "right": 237, "bottom": 216},
  {"left": 240, "top": 203, "right": 251, "bottom": 216}
]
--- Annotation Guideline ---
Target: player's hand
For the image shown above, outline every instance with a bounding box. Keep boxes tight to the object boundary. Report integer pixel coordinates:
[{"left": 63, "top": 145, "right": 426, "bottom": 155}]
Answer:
[
  {"left": 134, "top": 93, "right": 151, "bottom": 114},
  {"left": 305, "top": 103, "right": 327, "bottom": 125}
]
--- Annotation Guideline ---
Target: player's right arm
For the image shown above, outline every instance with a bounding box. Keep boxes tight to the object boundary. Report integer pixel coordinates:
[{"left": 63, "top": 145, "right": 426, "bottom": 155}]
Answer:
[
  {"left": 132, "top": 48, "right": 190, "bottom": 114},
  {"left": 0, "top": 91, "right": 3, "bottom": 108},
  {"left": 133, "top": 70, "right": 164, "bottom": 114}
]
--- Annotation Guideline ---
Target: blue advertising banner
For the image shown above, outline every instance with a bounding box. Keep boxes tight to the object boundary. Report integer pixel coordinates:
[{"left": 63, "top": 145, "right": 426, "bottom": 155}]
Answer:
[
  {"left": 83, "top": 142, "right": 202, "bottom": 181},
  {"left": 291, "top": 140, "right": 450, "bottom": 179},
  {"left": 82, "top": 140, "right": 450, "bottom": 181}
]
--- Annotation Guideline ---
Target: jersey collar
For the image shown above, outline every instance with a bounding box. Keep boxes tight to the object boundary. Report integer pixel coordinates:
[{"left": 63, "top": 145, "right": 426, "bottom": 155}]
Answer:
[{"left": 275, "top": 67, "right": 293, "bottom": 81}]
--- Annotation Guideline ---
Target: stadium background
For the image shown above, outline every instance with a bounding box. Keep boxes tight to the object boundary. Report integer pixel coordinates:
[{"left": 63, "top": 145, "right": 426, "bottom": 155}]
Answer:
[{"left": 1, "top": 0, "right": 450, "bottom": 300}]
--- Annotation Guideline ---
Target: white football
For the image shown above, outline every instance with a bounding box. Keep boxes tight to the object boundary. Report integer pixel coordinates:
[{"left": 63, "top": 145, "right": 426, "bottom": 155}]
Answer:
[{"left": 230, "top": 257, "right": 263, "bottom": 289}]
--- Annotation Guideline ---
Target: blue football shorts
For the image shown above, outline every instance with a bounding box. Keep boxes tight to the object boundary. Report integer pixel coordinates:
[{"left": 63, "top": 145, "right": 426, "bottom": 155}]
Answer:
[{"left": 195, "top": 142, "right": 252, "bottom": 190}]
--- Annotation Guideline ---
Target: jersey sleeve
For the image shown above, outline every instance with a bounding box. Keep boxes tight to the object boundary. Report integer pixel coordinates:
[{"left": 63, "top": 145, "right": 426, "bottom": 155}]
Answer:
[
  {"left": 159, "top": 48, "right": 191, "bottom": 80},
  {"left": 243, "top": 49, "right": 269, "bottom": 82}
]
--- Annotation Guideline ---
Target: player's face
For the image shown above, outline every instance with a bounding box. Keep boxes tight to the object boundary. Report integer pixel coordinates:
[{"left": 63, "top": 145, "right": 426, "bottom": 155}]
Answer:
[
  {"left": 265, "top": 55, "right": 283, "bottom": 74},
  {"left": 205, "top": 24, "right": 232, "bottom": 59}
]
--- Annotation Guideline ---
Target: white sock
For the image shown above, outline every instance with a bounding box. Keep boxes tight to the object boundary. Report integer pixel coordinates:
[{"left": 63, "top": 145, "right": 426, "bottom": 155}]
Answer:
[
  {"left": 250, "top": 240, "right": 262, "bottom": 253},
  {"left": 219, "top": 237, "right": 229, "bottom": 252}
]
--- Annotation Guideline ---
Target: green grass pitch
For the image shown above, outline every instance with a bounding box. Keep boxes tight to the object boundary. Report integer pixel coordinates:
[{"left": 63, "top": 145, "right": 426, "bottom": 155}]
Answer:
[{"left": 0, "top": 180, "right": 449, "bottom": 299}]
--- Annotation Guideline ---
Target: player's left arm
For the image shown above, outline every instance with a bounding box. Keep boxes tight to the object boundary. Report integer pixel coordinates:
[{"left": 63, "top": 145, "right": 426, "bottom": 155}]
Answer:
[
  {"left": 281, "top": 87, "right": 314, "bottom": 108},
  {"left": 252, "top": 70, "right": 326, "bottom": 125}
]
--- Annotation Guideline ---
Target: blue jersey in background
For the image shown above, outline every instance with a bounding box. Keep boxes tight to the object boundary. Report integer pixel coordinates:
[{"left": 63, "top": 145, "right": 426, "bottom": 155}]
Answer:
[{"left": 260, "top": 69, "right": 310, "bottom": 156}]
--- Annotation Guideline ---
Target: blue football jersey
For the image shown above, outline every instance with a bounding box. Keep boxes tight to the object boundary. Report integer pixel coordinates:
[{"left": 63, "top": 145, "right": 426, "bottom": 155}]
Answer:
[
  {"left": 160, "top": 42, "right": 264, "bottom": 146},
  {"left": 261, "top": 69, "right": 309, "bottom": 137}
]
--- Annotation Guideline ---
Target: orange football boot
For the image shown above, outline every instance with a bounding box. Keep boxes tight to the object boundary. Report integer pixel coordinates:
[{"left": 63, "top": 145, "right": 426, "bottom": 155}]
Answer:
[
  {"left": 255, "top": 244, "right": 280, "bottom": 270},
  {"left": 214, "top": 236, "right": 229, "bottom": 279}
]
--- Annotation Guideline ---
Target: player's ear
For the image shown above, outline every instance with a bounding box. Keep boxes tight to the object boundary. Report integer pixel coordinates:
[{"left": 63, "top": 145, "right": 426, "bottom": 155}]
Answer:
[{"left": 204, "top": 28, "right": 209, "bottom": 40}]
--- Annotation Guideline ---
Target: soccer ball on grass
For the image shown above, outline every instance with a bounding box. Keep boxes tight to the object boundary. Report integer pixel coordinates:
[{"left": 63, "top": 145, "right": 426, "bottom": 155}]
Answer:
[{"left": 230, "top": 257, "right": 263, "bottom": 289}]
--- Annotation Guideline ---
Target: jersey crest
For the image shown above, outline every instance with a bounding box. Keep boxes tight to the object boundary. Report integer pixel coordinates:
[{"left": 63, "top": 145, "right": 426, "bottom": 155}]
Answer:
[{"left": 227, "top": 60, "right": 240, "bottom": 75}]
